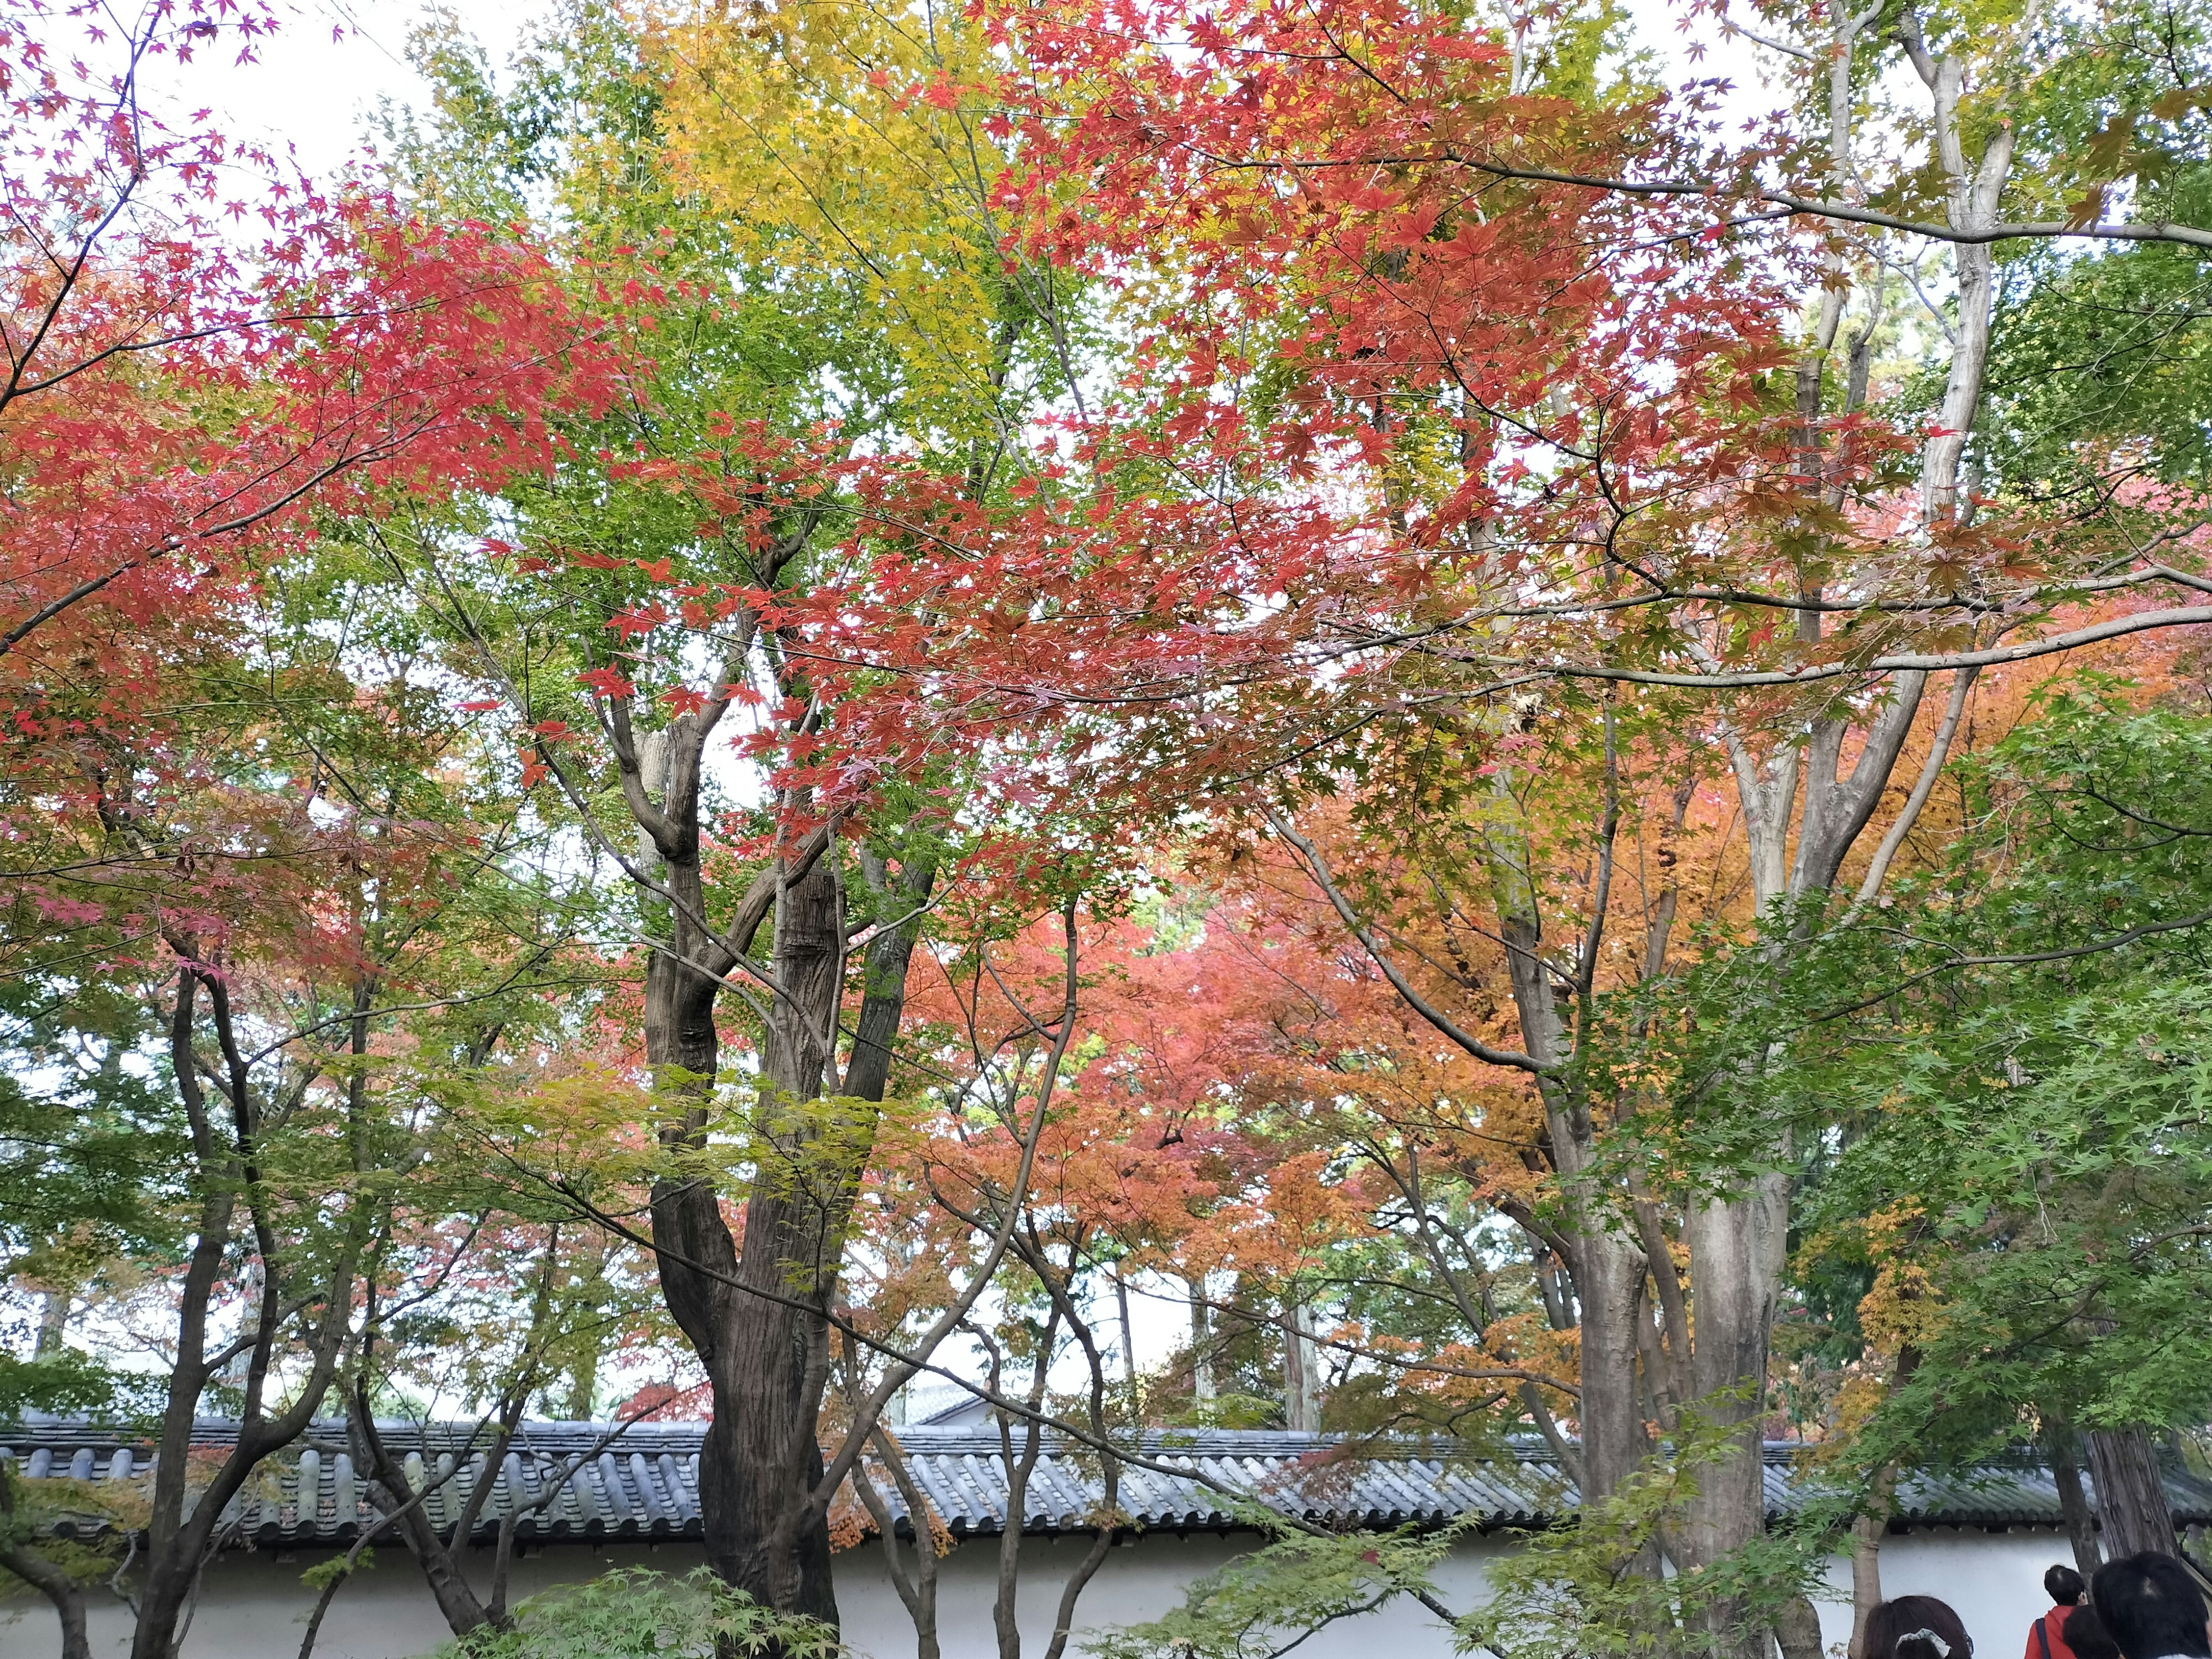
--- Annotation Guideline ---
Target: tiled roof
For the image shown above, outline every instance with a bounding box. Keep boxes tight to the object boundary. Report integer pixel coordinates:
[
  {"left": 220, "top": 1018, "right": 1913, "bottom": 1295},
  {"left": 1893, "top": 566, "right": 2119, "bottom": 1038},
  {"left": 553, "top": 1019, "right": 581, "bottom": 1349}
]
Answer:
[{"left": 4, "top": 1418, "right": 2209, "bottom": 1549}]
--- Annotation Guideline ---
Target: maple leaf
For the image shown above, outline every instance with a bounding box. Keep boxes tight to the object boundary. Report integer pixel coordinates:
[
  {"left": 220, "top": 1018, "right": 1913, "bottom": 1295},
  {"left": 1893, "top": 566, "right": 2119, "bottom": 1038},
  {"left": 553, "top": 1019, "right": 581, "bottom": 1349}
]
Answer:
[{"left": 2064, "top": 184, "right": 2109, "bottom": 231}]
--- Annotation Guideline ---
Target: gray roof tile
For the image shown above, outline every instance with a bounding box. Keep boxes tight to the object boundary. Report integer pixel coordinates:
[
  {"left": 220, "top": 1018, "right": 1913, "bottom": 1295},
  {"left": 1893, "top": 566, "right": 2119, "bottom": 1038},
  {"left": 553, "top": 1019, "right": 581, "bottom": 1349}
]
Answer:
[{"left": 3, "top": 1417, "right": 2207, "bottom": 1548}]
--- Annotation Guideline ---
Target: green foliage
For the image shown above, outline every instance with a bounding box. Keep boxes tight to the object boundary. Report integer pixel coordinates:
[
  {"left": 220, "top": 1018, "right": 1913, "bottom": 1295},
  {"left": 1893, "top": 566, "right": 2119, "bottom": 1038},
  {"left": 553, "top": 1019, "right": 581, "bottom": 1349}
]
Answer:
[
  {"left": 1621, "top": 676, "right": 2212, "bottom": 1466},
  {"left": 1984, "top": 239, "right": 2212, "bottom": 494},
  {"left": 299, "top": 1548, "right": 374, "bottom": 1592},
  {"left": 0, "top": 1350, "right": 131, "bottom": 1425},
  {"left": 1463, "top": 1415, "right": 1830, "bottom": 1659},
  {"left": 1088, "top": 1505, "right": 1476, "bottom": 1659},
  {"left": 425, "top": 1568, "right": 844, "bottom": 1659}
]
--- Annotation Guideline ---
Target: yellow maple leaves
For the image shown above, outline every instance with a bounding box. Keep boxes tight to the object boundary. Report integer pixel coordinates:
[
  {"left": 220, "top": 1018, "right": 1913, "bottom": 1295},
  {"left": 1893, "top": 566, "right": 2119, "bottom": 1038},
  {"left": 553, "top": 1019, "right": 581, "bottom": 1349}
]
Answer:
[{"left": 651, "top": 0, "right": 1031, "bottom": 453}]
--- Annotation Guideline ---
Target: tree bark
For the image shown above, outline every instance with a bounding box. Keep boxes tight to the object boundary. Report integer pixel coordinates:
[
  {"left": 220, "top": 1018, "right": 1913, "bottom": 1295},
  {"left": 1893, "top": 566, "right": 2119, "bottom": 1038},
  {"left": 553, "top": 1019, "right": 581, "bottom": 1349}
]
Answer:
[
  {"left": 131, "top": 963, "right": 365, "bottom": 1659},
  {"left": 1488, "top": 868, "right": 1649, "bottom": 1512},
  {"left": 1188, "top": 1281, "right": 1216, "bottom": 1403},
  {"left": 1283, "top": 1300, "right": 1321, "bottom": 1431},
  {"left": 649, "top": 854, "right": 842, "bottom": 1623},
  {"left": 1849, "top": 1513, "right": 1887, "bottom": 1659},
  {"left": 646, "top": 805, "right": 933, "bottom": 1630},
  {"left": 1570, "top": 1229, "right": 1650, "bottom": 1505},
  {"left": 33, "top": 1290, "right": 69, "bottom": 1357},
  {"left": 2085, "top": 1428, "right": 2179, "bottom": 1559},
  {"left": 2048, "top": 1426, "right": 2104, "bottom": 1580},
  {"left": 1678, "top": 1176, "right": 1791, "bottom": 1658},
  {"left": 1776, "top": 1593, "right": 1826, "bottom": 1659},
  {"left": 718, "top": 855, "right": 844, "bottom": 1622},
  {"left": 0, "top": 1464, "right": 90, "bottom": 1659}
]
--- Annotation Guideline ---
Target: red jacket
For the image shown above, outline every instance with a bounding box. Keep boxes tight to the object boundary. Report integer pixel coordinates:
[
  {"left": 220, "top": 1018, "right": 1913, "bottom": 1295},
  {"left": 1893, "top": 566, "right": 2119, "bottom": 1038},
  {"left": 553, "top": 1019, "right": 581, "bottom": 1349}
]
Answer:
[{"left": 2027, "top": 1607, "right": 2081, "bottom": 1659}]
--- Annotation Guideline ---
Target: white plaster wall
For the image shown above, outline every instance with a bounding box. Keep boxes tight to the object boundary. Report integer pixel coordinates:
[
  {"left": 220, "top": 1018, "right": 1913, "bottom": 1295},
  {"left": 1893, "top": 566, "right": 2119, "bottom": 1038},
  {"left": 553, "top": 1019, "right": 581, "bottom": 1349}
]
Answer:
[
  {"left": 1808, "top": 1527, "right": 2074, "bottom": 1659},
  {"left": 0, "top": 1534, "right": 1501, "bottom": 1659},
  {"left": 0, "top": 1527, "right": 2070, "bottom": 1659}
]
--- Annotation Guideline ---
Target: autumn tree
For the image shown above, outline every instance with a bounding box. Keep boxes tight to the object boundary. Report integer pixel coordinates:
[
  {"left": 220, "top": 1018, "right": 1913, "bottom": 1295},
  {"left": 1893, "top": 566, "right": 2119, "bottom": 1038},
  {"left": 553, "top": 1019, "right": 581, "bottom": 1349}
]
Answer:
[
  {"left": 328, "top": 0, "right": 1127, "bottom": 1630},
  {"left": 0, "top": 507, "right": 620, "bottom": 1659},
  {"left": 772, "top": 0, "right": 2212, "bottom": 1647}
]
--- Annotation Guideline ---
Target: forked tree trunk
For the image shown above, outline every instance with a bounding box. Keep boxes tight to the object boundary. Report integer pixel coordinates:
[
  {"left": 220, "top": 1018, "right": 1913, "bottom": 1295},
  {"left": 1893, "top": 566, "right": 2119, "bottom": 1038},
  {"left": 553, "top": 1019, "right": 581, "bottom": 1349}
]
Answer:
[
  {"left": 1488, "top": 868, "right": 1652, "bottom": 1512},
  {"left": 645, "top": 791, "right": 933, "bottom": 1630},
  {"left": 1658, "top": 20, "right": 2018, "bottom": 1648},
  {"left": 650, "top": 857, "right": 848, "bottom": 1622}
]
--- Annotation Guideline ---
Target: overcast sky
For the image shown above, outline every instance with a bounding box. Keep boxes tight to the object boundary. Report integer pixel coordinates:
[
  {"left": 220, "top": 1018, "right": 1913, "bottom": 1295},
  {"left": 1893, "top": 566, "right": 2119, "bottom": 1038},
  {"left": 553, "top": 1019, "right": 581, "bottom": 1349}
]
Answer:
[
  {"left": 164, "top": 0, "right": 554, "bottom": 183},
  {"left": 166, "top": 0, "right": 1778, "bottom": 191}
]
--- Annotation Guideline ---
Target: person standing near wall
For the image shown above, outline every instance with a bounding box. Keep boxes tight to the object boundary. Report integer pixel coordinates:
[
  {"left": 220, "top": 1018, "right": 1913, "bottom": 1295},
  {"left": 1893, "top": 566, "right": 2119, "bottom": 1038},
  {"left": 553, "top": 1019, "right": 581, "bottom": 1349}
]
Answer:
[{"left": 2030, "top": 1565, "right": 2090, "bottom": 1659}]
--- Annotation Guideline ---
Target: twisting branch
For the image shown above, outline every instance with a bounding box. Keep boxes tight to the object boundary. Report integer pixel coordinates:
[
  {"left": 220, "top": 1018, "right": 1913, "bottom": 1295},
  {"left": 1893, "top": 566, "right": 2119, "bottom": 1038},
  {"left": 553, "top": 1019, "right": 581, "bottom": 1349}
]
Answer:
[{"left": 1263, "top": 807, "right": 1550, "bottom": 1074}]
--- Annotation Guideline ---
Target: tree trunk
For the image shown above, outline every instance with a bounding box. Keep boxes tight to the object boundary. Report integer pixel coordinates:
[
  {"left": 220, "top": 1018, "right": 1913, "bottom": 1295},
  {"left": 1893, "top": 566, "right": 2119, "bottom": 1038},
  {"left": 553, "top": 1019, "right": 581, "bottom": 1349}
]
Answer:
[
  {"left": 1283, "top": 1300, "right": 1320, "bottom": 1431},
  {"left": 131, "top": 964, "right": 365, "bottom": 1659},
  {"left": 2051, "top": 1434, "right": 2104, "bottom": 1580},
  {"left": 1679, "top": 1176, "right": 1791, "bottom": 1659},
  {"left": 2085, "top": 1429, "right": 2179, "bottom": 1559},
  {"left": 349, "top": 1407, "right": 497, "bottom": 1637},
  {"left": 0, "top": 1466, "right": 90, "bottom": 1659},
  {"left": 1189, "top": 1281, "right": 1215, "bottom": 1403},
  {"left": 1570, "top": 1230, "right": 1650, "bottom": 1505},
  {"left": 1848, "top": 1514, "right": 1887, "bottom": 1659},
  {"left": 33, "top": 1290, "right": 69, "bottom": 1357},
  {"left": 650, "top": 850, "right": 847, "bottom": 1625},
  {"left": 1115, "top": 1267, "right": 1137, "bottom": 1392},
  {"left": 648, "top": 832, "right": 935, "bottom": 1634},
  {"left": 1776, "top": 1593, "right": 1826, "bottom": 1659},
  {"left": 721, "top": 855, "right": 844, "bottom": 1621}
]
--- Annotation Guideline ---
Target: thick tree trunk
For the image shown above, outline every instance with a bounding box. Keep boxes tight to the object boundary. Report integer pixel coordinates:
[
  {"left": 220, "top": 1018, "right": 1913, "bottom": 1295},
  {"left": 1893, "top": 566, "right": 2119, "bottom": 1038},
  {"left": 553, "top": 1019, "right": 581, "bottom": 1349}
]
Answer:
[
  {"left": 1571, "top": 1230, "right": 1651, "bottom": 1505},
  {"left": 34, "top": 1290, "right": 69, "bottom": 1357},
  {"left": 719, "top": 857, "right": 844, "bottom": 1620},
  {"left": 1283, "top": 1301, "right": 1320, "bottom": 1431},
  {"left": 1676, "top": 1176, "right": 1789, "bottom": 1659},
  {"left": 649, "top": 836, "right": 931, "bottom": 1631},
  {"left": 1776, "top": 1593, "right": 1825, "bottom": 1659},
  {"left": 2085, "top": 1429, "right": 2179, "bottom": 1559},
  {"left": 649, "top": 856, "right": 844, "bottom": 1623}
]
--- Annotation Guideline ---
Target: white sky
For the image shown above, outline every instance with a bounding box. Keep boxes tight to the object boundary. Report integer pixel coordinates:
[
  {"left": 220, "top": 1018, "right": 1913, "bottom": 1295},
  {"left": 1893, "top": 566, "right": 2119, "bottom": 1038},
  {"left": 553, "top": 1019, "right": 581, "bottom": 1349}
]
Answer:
[
  {"left": 159, "top": 0, "right": 555, "bottom": 183},
  {"left": 162, "top": 0, "right": 1782, "bottom": 190}
]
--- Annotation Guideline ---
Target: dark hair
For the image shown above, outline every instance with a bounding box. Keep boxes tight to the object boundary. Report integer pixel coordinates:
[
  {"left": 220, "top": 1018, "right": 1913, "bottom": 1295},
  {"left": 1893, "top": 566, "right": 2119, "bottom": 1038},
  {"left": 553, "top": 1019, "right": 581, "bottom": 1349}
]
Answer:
[
  {"left": 2093, "top": 1553, "right": 2211, "bottom": 1659},
  {"left": 2050, "top": 1566, "right": 2089, "bottom": 1606},
  {"left": 2066, "top": 1605, "right": 2124, "bottom": 1659},
  {"left": 1868, "top": 1596, "right": 1975, "bottom": 1659}
]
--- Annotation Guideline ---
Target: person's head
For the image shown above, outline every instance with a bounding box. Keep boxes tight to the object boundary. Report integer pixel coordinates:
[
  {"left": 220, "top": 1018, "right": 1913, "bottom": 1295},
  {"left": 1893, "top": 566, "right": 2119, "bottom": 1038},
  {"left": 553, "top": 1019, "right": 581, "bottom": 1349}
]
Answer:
[
  {"left": 1868, "top": 1595, "right": 1975, "bottom": 1659},
  {"left": 2066, "top": 1605, "right": 2124, "bottom": 1659},
  {"left": 2093, "top": 1553, "right": 2212, "bottom": 1659},
  {"left": 2051, "top": 1567, "right": 2090, "bottom": 1607}
]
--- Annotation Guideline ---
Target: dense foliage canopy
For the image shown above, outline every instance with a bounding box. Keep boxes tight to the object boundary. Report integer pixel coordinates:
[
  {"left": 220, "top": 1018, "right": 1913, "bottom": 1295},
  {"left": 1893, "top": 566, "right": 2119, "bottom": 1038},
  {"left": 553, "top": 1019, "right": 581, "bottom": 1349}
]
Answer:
[{"left": 6, "top": 0, "right": 2212, "bottom": 1656}]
